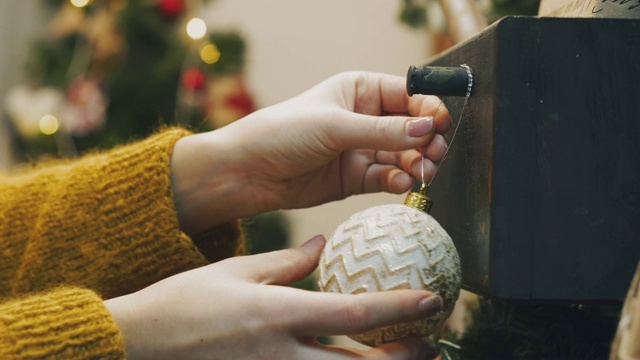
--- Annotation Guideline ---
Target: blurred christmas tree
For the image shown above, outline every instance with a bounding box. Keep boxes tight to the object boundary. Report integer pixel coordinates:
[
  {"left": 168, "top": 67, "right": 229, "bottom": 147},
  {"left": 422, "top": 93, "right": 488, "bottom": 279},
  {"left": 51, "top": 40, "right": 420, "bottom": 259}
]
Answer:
[
  {"left": 3, "top": 0, "right": 255, "bottom": 161},
  {"left": 2, "top": 0, "right": 303, "bottom": 326}
]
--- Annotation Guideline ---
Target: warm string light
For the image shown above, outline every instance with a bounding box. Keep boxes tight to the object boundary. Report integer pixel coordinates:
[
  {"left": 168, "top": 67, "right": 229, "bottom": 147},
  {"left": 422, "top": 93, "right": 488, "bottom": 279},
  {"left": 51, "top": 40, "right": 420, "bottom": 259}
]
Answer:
[
  {"left": 39, "top": 114, "right": 60, "bottom": 135},
  {"left": 186, "top": 17, "right": 207, "bottom": 40},
  {"left": 188, "top": 18, "right": 223, "bottom": 65},
  {"left": 69, "top": 0, "right": 91, "bottom": 8},
  {"left": 200, "top": 43, "right": 220, "bottom": 64}
]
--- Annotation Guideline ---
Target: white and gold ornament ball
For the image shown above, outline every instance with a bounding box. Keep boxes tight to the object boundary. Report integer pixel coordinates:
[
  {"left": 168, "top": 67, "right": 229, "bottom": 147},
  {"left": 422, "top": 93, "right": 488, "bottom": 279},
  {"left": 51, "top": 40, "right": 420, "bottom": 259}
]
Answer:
[{"left": 318, "top": 189, "right": 462, "bottom": 347}]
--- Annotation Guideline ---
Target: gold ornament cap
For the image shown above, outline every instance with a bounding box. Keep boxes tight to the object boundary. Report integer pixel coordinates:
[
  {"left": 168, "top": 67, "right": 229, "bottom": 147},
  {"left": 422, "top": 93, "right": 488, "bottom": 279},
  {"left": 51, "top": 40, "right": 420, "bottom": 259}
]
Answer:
[{"left": 404, "top": 183, "right": 433, "bottom": 213}]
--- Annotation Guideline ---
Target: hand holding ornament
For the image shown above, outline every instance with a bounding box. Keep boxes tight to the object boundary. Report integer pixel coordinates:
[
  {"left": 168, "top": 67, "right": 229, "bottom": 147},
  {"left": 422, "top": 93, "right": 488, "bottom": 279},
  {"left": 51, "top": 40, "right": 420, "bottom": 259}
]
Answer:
[
  {"left": 170, "top": 71, "right": 452, "bottom": 236},
  {"left": 105, "top": 70, "right": 455, "bottom": 359},
  {"left": 105, "top": 235, "right": 444, "bottom": 359},
  {"left": 317, "top": 66, "right": 473, "bottom": 346}
]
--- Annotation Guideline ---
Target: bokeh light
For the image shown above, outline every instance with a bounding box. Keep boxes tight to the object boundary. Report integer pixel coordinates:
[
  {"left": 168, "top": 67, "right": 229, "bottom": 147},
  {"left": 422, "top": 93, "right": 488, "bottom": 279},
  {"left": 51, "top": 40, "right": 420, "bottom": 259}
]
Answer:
[
  {"left": 39, "top": 114, "right": 60, "bottom": 135},
  {"left": 186, "top": 18, "right": 207, "bottom": 40},
  {"left": 70, "top": 0, "right": 91, "bottom": 8},
  {"left": 200, "top": 43, "right": 220, "bottom": 64}
]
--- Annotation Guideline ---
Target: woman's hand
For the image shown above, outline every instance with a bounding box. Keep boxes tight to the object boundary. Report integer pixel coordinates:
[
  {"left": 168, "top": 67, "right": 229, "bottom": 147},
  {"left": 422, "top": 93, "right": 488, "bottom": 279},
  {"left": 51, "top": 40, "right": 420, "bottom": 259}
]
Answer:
[
  {"left": 105, "top": 236, "right": 443, "bottom": 360},
  {"left": 171, "top": 71, "right": 451, "bottom": 234}
]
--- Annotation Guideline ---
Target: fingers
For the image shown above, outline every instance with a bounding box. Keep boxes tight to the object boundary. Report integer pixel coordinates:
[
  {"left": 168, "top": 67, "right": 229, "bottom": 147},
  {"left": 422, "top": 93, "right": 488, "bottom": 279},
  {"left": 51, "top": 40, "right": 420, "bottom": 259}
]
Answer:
[
  {"left": 360, "top": 149, "right": 442, "bottom": 193},
  {"left": 339, "top": 72, "right": 452, "bottom": 133},
  {"left": 348, "top": 71, "right": 452, "bottom": 133},
  {"left": 408, "top": 159, "right": 438, "bottom": 185},
  {"left": 326, "top": 110, "right": 450, "bottom": 156},
  {"left": 420, "top": 134, "right": 448, "bottom": 161},
  {"left": 407, "top": 94, "right": 452, "bottom": 134},
  {"left": 375, "top": 139, "right": 447, "bottom": 176},
  {"left": 349, "top": 72, "right": 408, "bottom": 116},
  {"left": 290, "top": 290, "right": 443, "bottom": 336},
  {"left": 360, "top": 164, "right": 411, "bottom": 194},
  {"left": 327, "top": 113, "right": 438, "bottom": 153},
  {"left": 316, "top": 73, "right": 450, "bottom": 153},
  {"left": 232, "top": 235, "right": 326, "bottom": 285}
]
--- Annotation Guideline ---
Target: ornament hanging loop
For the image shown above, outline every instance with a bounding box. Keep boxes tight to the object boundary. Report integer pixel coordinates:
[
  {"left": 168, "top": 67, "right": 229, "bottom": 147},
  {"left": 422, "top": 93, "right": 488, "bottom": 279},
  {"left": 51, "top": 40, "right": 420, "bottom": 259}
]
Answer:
[
  {"left": 404, "top": 183, "right": 433, "bottom": 213},
  {"left": 403, "top": 63, "right": 473, "bottom": 214}
]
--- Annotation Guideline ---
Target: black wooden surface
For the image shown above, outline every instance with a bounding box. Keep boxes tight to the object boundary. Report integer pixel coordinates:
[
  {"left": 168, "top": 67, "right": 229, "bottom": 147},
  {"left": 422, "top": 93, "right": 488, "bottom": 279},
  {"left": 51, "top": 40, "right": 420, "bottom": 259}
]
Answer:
[{"left": 425, "top": 16, "right": 640, "bottom": 303}]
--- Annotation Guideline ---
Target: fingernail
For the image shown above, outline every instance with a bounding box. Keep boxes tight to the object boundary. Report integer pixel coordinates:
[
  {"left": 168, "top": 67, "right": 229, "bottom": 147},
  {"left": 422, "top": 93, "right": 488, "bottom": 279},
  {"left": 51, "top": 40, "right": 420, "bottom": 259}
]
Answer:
[
  {"left": 418, "top": 296, "right": 443, "bottom": 317},
  {"left": 406, "top": 117, "right": 434, "bottom": 137},
  {"left": 392, "top": 172, "right": 413, "bottom": 190},
  {"left": 301, "top": 235, "right": 326, "bottom": 250}
]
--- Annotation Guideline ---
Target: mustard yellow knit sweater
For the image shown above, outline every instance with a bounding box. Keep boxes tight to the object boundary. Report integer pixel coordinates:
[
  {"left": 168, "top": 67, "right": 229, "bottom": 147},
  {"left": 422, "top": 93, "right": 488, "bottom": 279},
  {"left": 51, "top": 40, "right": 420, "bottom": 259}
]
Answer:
[{"left": 0, "top": 128, "right": 244, "bottom": 359}]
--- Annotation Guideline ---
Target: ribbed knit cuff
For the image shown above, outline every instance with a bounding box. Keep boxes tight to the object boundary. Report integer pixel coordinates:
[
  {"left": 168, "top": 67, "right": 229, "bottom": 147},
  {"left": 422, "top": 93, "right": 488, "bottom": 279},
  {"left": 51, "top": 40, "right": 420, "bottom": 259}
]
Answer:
[
  {"left": 192, "top": 219, "right": 245, "bottom": 263},
  {"left": 4, "top": 127, "right": 243, "bottom": 300},
  {"left": 0, "top": 287, "right": 123, "bottom": 359}
]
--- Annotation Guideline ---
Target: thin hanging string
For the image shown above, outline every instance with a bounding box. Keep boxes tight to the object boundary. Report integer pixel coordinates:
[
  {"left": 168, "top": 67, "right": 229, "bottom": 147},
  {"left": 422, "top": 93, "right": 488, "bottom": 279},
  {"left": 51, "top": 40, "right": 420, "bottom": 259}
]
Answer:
[{"left": 423, "top": 64, "right": 473, "bottom": 187}]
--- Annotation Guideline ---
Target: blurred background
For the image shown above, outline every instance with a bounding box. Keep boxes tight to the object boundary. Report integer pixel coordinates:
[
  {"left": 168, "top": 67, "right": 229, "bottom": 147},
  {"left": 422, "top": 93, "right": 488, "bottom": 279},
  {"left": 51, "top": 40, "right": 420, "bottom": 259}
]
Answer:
[{"left": 0, "top": 0, "right": 539, "bottom": 352}]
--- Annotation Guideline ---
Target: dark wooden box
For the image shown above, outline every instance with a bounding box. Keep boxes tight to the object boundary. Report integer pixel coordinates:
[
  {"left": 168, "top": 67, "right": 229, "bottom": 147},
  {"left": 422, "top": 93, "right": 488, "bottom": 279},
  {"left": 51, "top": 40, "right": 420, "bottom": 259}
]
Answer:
[{"left": 426, "top": 16, "right": 640, "bottom": 303}]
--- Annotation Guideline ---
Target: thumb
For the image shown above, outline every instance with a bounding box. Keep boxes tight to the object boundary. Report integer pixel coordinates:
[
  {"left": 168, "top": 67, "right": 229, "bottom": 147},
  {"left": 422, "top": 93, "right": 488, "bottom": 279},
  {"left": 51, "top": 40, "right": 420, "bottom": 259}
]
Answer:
[
  {"left": 329, "top": 113, "right": 436, "bottom": 152},
  {"left": 243, "top": 235, "right": 326, "bottom": 286}
]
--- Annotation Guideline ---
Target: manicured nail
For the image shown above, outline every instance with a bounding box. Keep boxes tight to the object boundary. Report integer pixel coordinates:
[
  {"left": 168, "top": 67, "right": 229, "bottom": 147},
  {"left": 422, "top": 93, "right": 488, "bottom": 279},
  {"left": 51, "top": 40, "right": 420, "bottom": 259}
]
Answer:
[
  {"left": 392, "top": 172, "right": 413, "bottom": 190},
  {"left": 301, "top": 235, "right": 325, "bottom": 250},
  {"left": 406, "top": 117, "right": 434, "bottom": 137},
  {"left": 418, "top": 296, "right": 443, "bottom": 317}
]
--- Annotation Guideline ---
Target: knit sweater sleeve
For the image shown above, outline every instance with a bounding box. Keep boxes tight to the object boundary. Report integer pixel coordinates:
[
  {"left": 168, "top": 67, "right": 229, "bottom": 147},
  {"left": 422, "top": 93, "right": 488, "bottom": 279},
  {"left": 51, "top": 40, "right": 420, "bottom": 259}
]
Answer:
[
  {"left": 0, "top": 286, "right": 124, "bottom": 359},
  {"left": 0, "top": 127, "right": 244, "bottom": 299},
  {"left": 0, "top": 128, "right": 244, "bottom": 359}
]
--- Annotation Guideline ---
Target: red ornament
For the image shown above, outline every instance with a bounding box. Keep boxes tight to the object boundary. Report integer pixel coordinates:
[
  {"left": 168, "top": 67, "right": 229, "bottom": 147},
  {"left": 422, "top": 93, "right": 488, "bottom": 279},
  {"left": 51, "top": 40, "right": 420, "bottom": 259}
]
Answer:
[
  {"left": 182, "top": 68, "right": 206, "bottom": 91},
  {"left": 158, "top": 0, "right": 185, "bottom": 19},
  {"left": 225, "top": 88, "right": 256, "bottom": 116}
]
